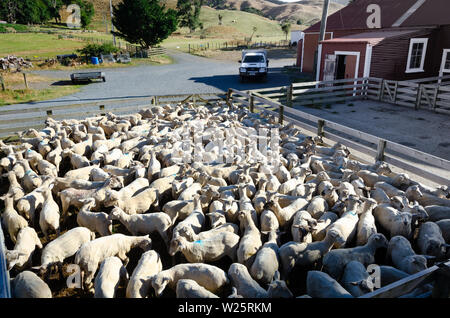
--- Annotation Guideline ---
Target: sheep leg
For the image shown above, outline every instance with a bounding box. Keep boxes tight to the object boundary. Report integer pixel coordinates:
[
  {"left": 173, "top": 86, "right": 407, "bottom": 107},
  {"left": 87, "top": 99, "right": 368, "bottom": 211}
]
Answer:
[{"left": 118, "top": 252, "right": 129, "bottom": 267}]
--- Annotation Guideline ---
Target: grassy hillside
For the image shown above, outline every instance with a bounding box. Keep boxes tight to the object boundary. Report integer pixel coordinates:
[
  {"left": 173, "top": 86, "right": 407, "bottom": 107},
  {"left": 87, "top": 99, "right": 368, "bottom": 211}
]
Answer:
[{"left": 87, "top": 0, "right": 343, "bottom": 31}]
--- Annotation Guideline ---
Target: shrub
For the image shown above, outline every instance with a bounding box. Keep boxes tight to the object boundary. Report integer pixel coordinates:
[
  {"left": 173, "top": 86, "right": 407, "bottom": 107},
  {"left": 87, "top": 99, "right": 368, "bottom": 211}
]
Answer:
[{"left": 77, "top": 43, "right": 119, "bottom": 58}]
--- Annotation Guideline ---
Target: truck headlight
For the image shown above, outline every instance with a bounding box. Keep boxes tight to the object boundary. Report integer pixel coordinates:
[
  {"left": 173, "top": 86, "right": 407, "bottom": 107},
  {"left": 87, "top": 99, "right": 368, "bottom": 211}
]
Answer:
[
  {"left": 259, "top": 68, "right": 267, "bottom": 72},
  {"left": 239, "top": 67, "right": 247, "bottom": 72}
]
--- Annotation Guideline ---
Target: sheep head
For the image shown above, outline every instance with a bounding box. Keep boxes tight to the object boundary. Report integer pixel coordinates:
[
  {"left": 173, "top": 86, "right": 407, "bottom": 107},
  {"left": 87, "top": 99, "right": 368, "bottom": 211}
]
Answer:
[
  {"left": 367, "top": 233, "right": 388, "bottom": 250},
  {"left": 405, "top": 185, "right": 423, "bottom": 201},
  {"left": 103, "top": 190, "right": 120, "bottom": 207},
  {"left": 151, "top": 275, "right": 170, "bottom": 297}
]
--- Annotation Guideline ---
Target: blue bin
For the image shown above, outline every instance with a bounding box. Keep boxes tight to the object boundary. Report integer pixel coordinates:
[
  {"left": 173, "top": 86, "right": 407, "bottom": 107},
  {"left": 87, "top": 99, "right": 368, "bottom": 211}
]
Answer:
[{"left": 91, "top": 57, "right": 99, "bottom": 65}]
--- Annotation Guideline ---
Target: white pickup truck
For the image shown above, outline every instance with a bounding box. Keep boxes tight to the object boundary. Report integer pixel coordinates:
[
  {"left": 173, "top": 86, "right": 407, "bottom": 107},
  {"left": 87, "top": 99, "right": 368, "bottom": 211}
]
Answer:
[{"left": 239, "top": 50, "right": 269, "bottom": 82}]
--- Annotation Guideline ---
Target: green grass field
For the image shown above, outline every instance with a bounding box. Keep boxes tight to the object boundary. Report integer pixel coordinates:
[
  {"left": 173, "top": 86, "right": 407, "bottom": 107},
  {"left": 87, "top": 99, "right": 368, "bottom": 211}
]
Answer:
[{"left": 0, "top": 33, "right": 86, "bottom": 59}]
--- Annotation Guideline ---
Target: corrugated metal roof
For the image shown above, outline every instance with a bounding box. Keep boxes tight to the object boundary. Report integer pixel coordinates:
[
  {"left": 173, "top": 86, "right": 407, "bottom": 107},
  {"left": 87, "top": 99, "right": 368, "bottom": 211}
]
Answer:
[
  {"left": 401, "top": 0, "right": 450, "bottom": 27},
  {"left": 304, "top": 0, "right": 418, "bottom": 32},
  {"left": 319, "top": 29, "right": 424, "bottom": 45}
]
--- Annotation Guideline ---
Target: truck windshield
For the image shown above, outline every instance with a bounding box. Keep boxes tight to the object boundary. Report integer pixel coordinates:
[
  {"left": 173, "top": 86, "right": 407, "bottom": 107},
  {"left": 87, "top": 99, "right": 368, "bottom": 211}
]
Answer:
[{"left": 243, "top": 55, "right": 265, "bottom": 63}]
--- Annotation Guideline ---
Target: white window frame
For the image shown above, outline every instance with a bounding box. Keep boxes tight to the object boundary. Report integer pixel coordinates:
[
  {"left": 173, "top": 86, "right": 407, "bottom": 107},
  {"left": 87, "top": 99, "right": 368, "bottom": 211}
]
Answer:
[
  {"left": 406, "top": 38, "right": 428, "bottom": 73},
  {"left": 440, "top": 49, "right": 450, "bottom": 74}
]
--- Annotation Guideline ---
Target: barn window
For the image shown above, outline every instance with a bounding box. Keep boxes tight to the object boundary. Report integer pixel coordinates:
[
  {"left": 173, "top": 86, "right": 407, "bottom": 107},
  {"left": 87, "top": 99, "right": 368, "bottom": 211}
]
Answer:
[
  {"left": 442, "top": 49, "right": 450, "bottom": 73},
  {"left": 406, "top": 38, "right": 428, "bottom": 73}
]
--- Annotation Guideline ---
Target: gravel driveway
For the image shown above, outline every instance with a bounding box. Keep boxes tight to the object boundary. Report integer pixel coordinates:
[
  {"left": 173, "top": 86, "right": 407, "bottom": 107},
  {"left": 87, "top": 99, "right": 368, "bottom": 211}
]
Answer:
[{"left": 0, "top": 50, "right": 293, "bottom": 111}]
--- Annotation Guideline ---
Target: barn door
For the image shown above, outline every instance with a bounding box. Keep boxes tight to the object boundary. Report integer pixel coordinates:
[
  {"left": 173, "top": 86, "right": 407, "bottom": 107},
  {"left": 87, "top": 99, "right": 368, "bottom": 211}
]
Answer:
[
  {"left": 323, "top": 54, "right": 336, "bottom": 83},
  {"left": 345, "top": 55, "right": 358, "bottom": 80}
]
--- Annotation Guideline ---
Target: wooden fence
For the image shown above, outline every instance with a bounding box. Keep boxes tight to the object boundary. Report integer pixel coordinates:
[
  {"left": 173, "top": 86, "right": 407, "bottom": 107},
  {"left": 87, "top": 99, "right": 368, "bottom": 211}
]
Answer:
[
  {"left": 0, "top": 226, "right": 10, "bottom": 298},
  {"left": 188, "top": 40, "right": 291, "bottom": 53},
  {"left": 251, "top": 76, "right": 450, "bottom": 115},
  {"left": 0, "top": 93, "right": 225, "bottom": 139},
  {"left": 228, "top": 87, "right": 450, "bottom": 186}
]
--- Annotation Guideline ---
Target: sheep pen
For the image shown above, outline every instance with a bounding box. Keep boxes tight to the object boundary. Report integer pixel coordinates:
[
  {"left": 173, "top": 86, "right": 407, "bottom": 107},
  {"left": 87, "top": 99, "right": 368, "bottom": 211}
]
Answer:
[{"left": 1, "top": 99, "right": 450, "bottom": 298}]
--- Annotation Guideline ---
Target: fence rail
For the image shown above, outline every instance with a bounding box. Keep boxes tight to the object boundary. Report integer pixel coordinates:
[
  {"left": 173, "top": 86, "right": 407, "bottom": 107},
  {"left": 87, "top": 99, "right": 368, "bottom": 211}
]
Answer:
[
  {"left": 0, "top": 93, "right": 225, "bottom": 139},
  {"left": 188, "top": 40, "right": 291, "bottom": 53},
  {"left": 230, "top": 85, "right": 450, "bottom": 186}
]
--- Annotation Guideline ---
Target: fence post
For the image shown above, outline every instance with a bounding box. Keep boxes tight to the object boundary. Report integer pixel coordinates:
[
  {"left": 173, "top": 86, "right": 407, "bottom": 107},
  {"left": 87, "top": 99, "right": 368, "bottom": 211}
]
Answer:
[
  {"left": 99, "top": 105, "right": 105, "bottom": 116},
  {"left": 379, "top": 80, "right": 385, "bottom": 101},
  {"left": 188, "top": 44, "right": 190, "bottom": 54},
  {"left": 22, "top": 72, "right": 28, "bottom": 89},
  {"left": 375, "top": 139, "right": 387, "bottom": 162},
  {"left": 0, "top": 74, "right": 5, "bottom": 91},
  {"left": 415, "top": 84, "right": 422, "bottom": 110},
  {"left": 249, "top": 94, "right": 254, "bottom": 113},
  {"left": 46, "top": 110, "right": 53, "bottom": 117},
  {"left": 317, "top": 119, "right": 325, "bottom": 137},
  {"left": 193, "top": 95, "right": 196, "bottom": 107},
  {"left": 393, "top": 81, "right": 398, "bottom": 103},
  {"left": 287, "top": 84, "right": 293, "bottom": 107},
  {"left": 279, "top": 104, "right": 284, "bottom": 125},
  {"left": 432, "top": 84, "right": 440, "bottom": 111}
]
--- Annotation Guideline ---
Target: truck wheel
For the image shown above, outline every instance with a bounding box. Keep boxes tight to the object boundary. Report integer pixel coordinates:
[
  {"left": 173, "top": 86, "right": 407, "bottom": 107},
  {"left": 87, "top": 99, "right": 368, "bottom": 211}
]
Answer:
[
  {"left": 240, "top": 76, "right": 245, "bottom": 83},
  {"left": 262, "top": 75, "right": 268, "bottom": 82},
  {"left": 102, "top": 77, "right": 106, "bottom": 82}
]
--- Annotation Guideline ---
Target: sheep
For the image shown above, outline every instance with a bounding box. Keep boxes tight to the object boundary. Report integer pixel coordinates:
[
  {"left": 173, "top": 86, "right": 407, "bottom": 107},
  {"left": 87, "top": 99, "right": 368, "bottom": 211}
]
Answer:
[
  {"left": 178, "top": 182, "right": 202, "bottom": 201},
  {"left": 5, "top": 171, "right": 25, "bottom": 203},
  {"left": 379, "top": 265, "right": 409, "bottom": 287},
  {"left": 416, "top": 222, "right": 449, "bottom": 260},
  {"left": 5, "top": 227, "right": 42, "bottom": 271},
  {"left": 370, "top": 187, "right": 391, "bottom": 204},
  {"left": 387, "top": 235, "right": 428, "bottom": 274},
  {"left": 170, "top": 231, "right": 239, "bottom": 263},
  {"left": 176, "top": 279, "right": 220, "bottom": 298},
  {"left": 170, "top": 195, "right": 205, "bottom": 248},
  {"left": 373, "top": 203, "right": 415, "bottom": 239},
  {"left": 103, "top": 186, "right": 158, "bottom": 216},
  {"left": 406, "top": 185, "right": 450, "bottom": 207},
  {"left": 265, "top": 193, "right": 309, "bottom": 228},
  {"left": 64, "top": 165, "right": 99, "bottom": 180},
  {"left": 180, "top": 221, "right": 239, "bottom": 242},
  {"left": 311, "top": 212, "right": 338, "bottom": 241},
  {"left": 1, "top": 194, "right": 28, "bottom": 244},
  {"left": 11, "top": 271, "right": 52, "bottom": 298},
  {"left": 436, "top": 219, "right": 450, "bottom": 243},
  {"left": 151, "top": 263, "right": 228, "bottom": 297},
  {"left": 356, "top": 198, "right": 378, "bottom": 246},
  {"left": 94, "top": 256, "right": 128, "bottom": 298},
  {"left": 266, "top": 271, "right": 293, "bottom": 298},
  {"left": 291, "top": 210, "right": 317, "bottom": 243},
  {"left": 38, "top": 186, "right": 60, "bottom": 241},
  {"left": 250, "top": 231, "right": 279, "bottom": 285},
  {"left": 306, "top": 271, "right": 353, "bottom": 298},
  {"left": 109, "top": 206, "right": 171, "bottom": 246},
  {"left": 425, "top": 205, "right": 450, "bottom": 222},
  {"left": 292, "top": 229, "right": 341, "bottom": 273},
  {"left": 75, "top": 234, "right": 152, "bottom": 289},
  {"left": 63, "top": 149, "right": 90, "bottom": 169},
  {"left": 126, "top": 250, "right": 162, "bottom": 298},
  {"left": 374, "top": 181, "right": 405, "bottom": 198},
  {"left": 326, "top": 195, "right": 361, "bottom": 248},
  {"left": 59, "top": 176, "right": 122, "bottom": 218},
  {"left": 306, "top": 196, "right": 328, "bottom": 219},
  {"left": 35, "top": 227, "right": 95, "bottom": 277},
  {"left": 163, "top": 200, "right": 194, "bottom": 223},
  {"left": 322, "top": 233, "right": 389, "bottom": 280},
  {"left": 260, "top": 209, "right": 279, "bottom": 233},
  {"left": 252, "top": 180, "right": 268, "bottom": 213},
  {"left": 340, "top": 261, "right": 374, "bottom": 297},
  {"left": 228, "top": 263, "right": 268, "bottom": 298},
  {"left": 237, "top": 210, "right": 262, "bottom": 269},
  {"left": 77, "top": 198, "right": 112, "bottom": 237}
]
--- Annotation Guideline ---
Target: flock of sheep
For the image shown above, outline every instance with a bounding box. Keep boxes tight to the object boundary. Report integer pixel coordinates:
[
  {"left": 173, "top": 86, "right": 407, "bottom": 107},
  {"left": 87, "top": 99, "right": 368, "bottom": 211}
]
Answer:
[{"left": 1, "top": 100, "right": 450, "bottom": 298}]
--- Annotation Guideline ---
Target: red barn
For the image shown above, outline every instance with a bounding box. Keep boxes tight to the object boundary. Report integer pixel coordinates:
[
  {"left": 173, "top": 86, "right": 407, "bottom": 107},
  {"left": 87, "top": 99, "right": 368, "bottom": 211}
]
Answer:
[{"left": 297, "top": 0, "right": 450, "bottom": 81}]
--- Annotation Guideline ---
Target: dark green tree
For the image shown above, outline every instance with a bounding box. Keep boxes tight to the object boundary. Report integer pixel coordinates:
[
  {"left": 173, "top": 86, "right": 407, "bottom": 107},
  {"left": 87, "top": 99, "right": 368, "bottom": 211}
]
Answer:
[
  {"left": 112, "top": 0, "right": 178, "bottom": 49},
  {"left": 177, "top": 0, "right": 203, "bottom": 33}
]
